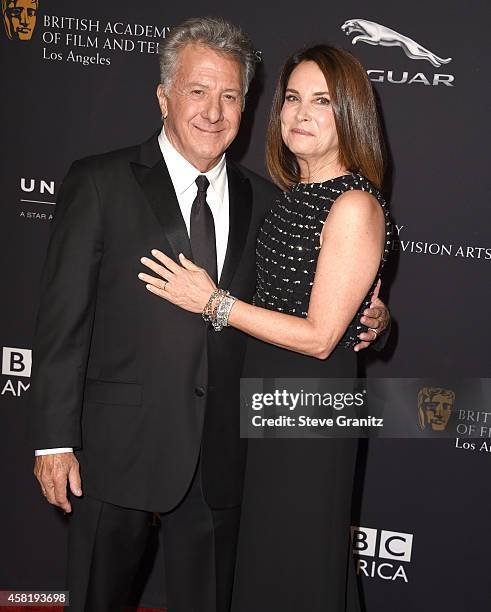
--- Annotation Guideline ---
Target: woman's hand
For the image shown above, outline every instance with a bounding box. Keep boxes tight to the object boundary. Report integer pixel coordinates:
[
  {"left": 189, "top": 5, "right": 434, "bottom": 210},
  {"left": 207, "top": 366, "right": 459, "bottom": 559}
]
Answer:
[
  {"left": 354, "top": 279, "right": 390, "bottom": 351},
  {"left": 138, "top": 249, "right": 217, "bottom": 313}
]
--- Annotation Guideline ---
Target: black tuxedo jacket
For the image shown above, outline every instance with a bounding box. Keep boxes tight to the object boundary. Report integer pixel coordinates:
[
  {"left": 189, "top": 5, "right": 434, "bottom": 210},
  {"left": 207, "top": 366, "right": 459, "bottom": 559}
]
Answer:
[{"left": 28, "top": 131, "right": 278, "bottom": 512}]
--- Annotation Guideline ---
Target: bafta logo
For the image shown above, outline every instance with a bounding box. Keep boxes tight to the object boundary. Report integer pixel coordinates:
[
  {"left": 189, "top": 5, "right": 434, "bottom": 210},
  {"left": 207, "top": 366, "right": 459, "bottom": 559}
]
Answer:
[
  {"left": 2, "top": 0, "right": 38, "bottom": 41},
  {"left": 417, "top": 387, "right": 455, "bottom": 432}
]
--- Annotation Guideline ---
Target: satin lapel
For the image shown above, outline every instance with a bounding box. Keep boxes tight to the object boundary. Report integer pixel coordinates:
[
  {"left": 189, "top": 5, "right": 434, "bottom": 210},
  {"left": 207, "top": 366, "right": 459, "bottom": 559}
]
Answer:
[
  {"left": 131, "top": 135, "right": 192, "bottom": 261},
  {"left": 219, "top": 160, "right": 253, "bottom": 288}
]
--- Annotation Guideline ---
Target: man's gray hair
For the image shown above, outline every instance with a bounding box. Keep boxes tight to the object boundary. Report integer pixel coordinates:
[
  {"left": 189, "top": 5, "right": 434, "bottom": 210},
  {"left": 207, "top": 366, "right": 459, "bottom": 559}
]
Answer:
[{"left": 158, "top": 16, "right": 257, "bottom": 97}]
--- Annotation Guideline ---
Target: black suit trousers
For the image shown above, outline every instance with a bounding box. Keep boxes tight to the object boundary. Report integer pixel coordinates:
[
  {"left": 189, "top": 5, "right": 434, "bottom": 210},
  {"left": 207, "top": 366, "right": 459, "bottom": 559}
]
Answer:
[{"left": 64, "top": 458, "right": 241, "bottom": 612}]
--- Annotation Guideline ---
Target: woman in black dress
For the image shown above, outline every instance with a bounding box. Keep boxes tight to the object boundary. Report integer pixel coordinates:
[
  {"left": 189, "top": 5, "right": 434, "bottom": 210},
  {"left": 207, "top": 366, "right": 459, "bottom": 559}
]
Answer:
[{"left": 141, "top": 44, "right": 390, "bottom": 611}]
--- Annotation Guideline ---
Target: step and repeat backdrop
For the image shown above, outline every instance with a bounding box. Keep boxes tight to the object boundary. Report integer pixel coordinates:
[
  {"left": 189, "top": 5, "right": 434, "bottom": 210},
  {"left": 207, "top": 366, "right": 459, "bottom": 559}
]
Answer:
[{"left": 1, "top": 1, "right": 490, "bottom": 610}]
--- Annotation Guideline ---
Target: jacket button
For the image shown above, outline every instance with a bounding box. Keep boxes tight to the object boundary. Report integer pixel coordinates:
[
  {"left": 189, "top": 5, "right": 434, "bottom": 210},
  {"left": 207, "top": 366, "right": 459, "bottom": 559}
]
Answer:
[{"left": 194, "top": 386, "right": 206, "bottom": 397}]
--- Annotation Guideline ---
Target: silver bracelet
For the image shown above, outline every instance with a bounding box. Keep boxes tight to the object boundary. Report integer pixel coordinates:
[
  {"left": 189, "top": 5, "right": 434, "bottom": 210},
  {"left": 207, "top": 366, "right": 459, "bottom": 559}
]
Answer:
[
  {"left": 202, "top": 288, "right": 227, "bottom": 323},
  {"left": 212, "top": 294, "right": 237, "bottom": 331}
]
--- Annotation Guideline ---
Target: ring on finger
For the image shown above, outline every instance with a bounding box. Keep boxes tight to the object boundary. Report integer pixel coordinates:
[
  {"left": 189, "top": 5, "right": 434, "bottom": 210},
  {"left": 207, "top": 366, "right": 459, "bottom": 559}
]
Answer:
[{"left": 369, "top": 327, "right": 379, "bottom": 338}]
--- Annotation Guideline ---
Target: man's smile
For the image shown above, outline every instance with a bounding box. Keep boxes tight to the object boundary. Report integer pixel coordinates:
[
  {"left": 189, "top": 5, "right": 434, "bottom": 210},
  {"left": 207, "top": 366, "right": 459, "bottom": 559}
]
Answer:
[{"left": 193, "top": 125, "right": 225, "bottom": 134}]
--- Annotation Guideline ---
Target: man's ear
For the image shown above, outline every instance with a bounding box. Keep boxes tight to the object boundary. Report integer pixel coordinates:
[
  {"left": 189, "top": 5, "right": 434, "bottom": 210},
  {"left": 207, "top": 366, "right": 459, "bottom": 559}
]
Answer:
[{"left": 156, "top": 84, "right": 168, "bottom": 119}]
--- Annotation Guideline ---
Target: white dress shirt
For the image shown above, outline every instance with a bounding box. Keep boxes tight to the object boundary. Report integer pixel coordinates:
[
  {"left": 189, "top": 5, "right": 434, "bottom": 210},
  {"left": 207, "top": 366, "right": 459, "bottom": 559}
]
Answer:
[{"left": 35, "top": 125, "right": 230, "bottom": 456}]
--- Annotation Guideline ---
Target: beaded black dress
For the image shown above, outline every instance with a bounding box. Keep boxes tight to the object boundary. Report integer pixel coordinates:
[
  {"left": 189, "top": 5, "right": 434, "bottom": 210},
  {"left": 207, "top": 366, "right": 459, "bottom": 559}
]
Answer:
[{"left": 231, "top": 173, "right": 390, "bottom": 612}]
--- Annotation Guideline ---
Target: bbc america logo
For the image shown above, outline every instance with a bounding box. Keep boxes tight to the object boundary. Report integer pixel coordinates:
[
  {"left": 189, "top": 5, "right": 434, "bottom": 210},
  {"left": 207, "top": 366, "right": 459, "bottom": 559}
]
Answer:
[
  {"left": 1, "top": 347, "right": 31, "bottom": 397},
  {"left": 351, "top": 526, "right": 413, "bottom": 582}
]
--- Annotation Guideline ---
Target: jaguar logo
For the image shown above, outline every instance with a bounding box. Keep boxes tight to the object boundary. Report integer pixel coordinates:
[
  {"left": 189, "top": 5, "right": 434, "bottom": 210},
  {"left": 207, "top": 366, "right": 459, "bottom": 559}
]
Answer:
[{"left": 341, "top": 19, "right": 452, "bottom": 68}]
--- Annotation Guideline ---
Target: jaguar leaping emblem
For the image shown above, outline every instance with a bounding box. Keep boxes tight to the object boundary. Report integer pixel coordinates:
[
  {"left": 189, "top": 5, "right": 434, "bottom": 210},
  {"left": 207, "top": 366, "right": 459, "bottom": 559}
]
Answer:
[{"left": 341, "top": 19, "right": 452, "bottom": 68}]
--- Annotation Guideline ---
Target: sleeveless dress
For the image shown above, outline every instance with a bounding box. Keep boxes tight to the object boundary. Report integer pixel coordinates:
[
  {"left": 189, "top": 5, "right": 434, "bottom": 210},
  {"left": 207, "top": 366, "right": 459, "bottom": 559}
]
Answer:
[{"left": 231, "top": 173, "right": 390, "bottom": 612}]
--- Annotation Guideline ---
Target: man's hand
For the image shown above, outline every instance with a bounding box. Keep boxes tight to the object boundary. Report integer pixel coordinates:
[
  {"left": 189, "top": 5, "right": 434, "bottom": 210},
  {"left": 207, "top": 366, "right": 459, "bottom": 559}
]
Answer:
[
  {"left": 33, "top": 452, "right": 82, "bottom": 513},
  {"left": 354, "top": 279, "right": 390, "bottom": 352}
]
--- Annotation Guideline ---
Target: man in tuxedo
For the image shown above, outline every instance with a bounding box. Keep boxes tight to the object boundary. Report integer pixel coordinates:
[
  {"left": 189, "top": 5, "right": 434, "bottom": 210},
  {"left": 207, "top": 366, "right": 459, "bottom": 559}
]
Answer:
[{"left": 29, "top": 16, "right": 390, "bottom": 612}]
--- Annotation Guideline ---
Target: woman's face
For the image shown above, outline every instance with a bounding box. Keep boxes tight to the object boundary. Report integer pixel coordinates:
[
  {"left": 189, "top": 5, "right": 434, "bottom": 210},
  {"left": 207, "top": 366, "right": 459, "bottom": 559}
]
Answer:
[{"left": 280, "top": 61, "right": 339, "bottom": 165}]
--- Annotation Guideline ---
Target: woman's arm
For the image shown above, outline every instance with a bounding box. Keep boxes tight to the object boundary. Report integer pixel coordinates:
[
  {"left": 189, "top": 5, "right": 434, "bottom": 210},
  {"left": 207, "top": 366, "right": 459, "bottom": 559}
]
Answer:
[
  {"left": 226, "top": 190, "right": 385, "bottom": 358},
  {"left": 139, "top": 189, "right": 385, "bottom": 360}
]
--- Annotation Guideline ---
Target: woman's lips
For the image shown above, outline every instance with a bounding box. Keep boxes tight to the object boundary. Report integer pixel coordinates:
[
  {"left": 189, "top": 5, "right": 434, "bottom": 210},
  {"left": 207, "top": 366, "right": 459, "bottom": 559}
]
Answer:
[{"left": 291, "top": 128, "right": 313, "bottom": 136}]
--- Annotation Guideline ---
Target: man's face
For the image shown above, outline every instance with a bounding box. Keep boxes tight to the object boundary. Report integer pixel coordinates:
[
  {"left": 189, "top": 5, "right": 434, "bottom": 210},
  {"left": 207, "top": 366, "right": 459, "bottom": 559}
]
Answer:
[
  {"left": 157, "top": 44, "right": 243, "bottom": 172},
  {"left": 4, "top": 0, "right": 37, "bottom": 40}
]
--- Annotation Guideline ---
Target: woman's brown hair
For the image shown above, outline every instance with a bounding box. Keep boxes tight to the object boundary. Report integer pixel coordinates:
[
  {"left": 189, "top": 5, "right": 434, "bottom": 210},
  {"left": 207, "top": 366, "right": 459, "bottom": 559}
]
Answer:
[{"left": 266, "top": 44, "right": 385, "bottom": 191}]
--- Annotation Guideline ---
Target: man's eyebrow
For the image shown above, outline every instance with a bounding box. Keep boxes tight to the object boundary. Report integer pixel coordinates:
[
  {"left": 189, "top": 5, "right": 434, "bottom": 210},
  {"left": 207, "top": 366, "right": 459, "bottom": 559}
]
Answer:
[
  {"left": 185, "top": 82, "right": 241, "bottom": 94},
  {"left": 186, "top": 82, "right": 210, "bottom": 89}
]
